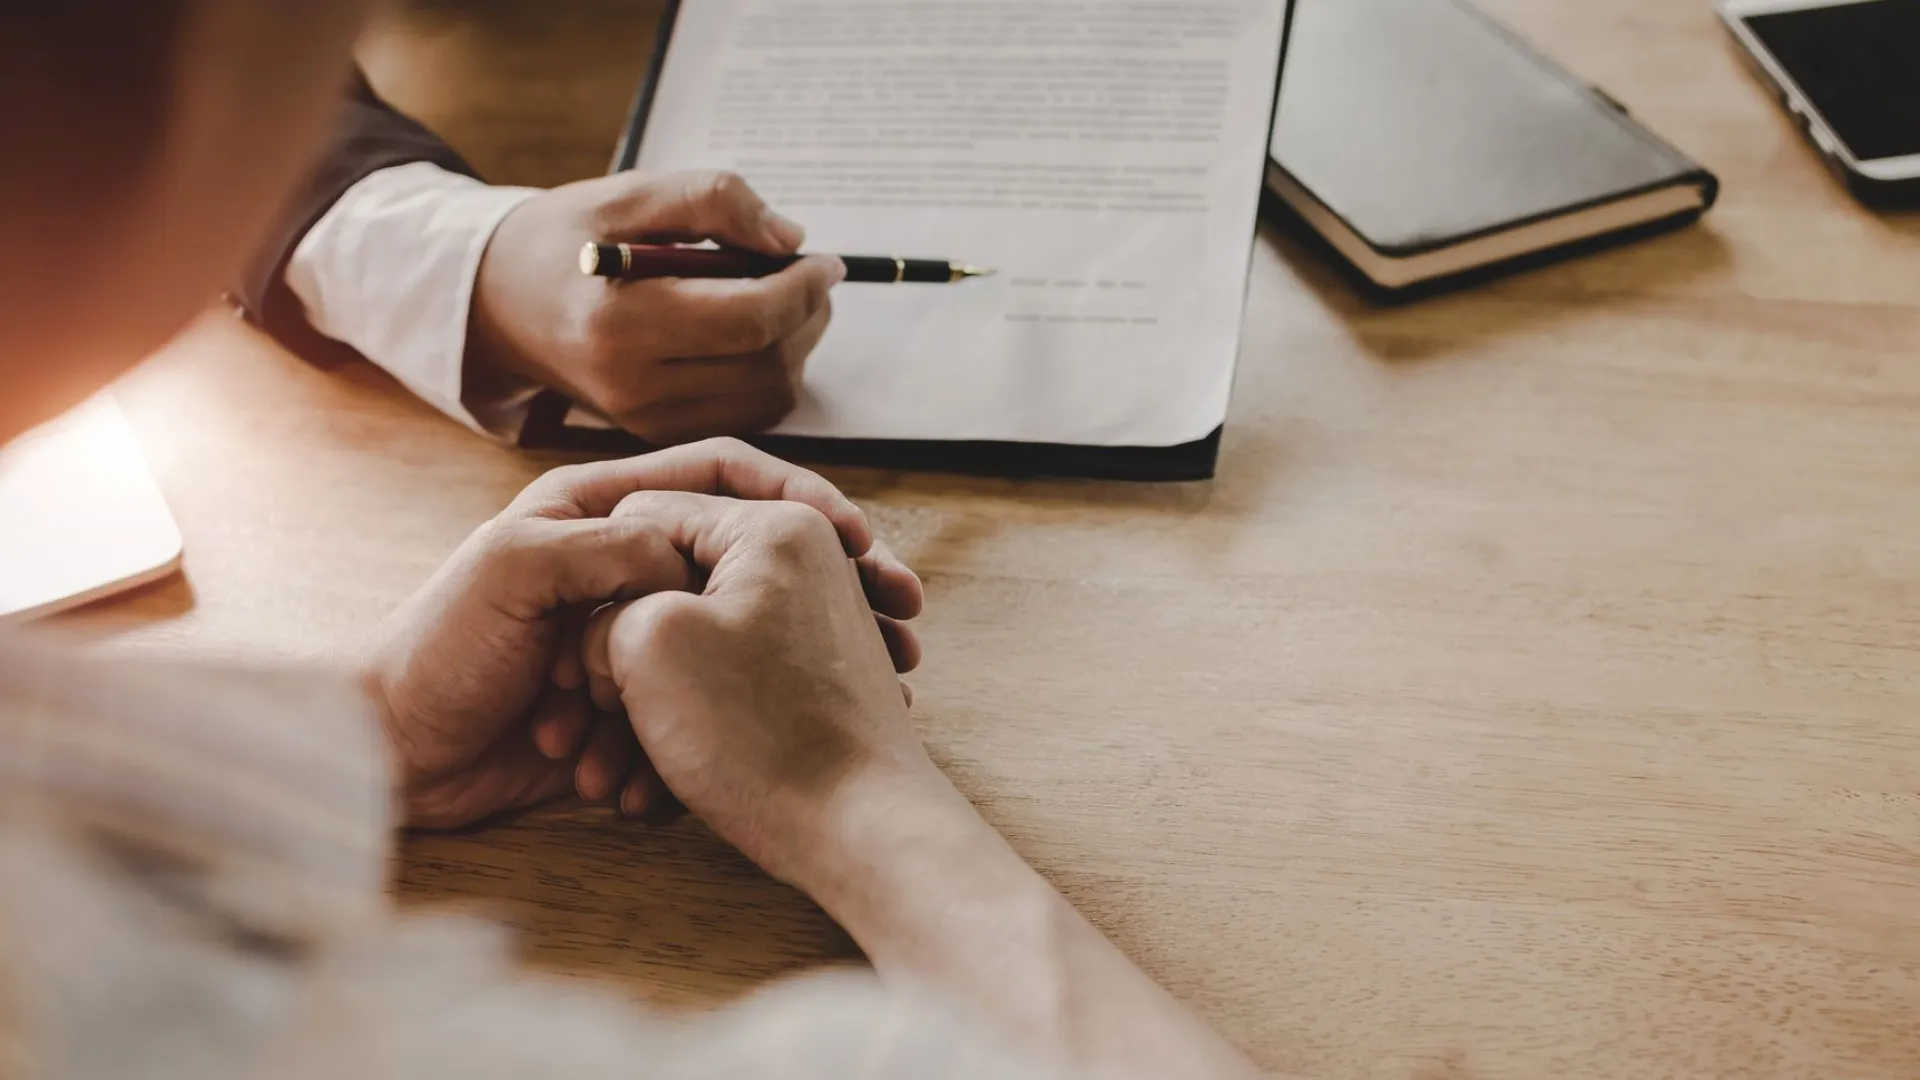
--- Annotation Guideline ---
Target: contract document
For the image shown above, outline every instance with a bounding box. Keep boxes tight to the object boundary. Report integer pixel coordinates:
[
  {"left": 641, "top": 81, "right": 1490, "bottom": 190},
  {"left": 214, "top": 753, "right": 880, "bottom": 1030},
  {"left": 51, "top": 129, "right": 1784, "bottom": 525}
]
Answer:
[{"left": 533, "top": 0, "right": 1292, "bottom": 478}]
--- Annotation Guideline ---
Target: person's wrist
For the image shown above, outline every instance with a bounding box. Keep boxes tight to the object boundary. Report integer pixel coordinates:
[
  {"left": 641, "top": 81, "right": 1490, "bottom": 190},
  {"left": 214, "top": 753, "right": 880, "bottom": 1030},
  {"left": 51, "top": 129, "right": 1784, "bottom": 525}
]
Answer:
[
  {"left": 782, "top": 755, "right": 948, "bottom": 883},
  {"left": 789, "top": 756, "right": 1039, "bottom": 961},
  {"left": 465, "top": 197, "right": 551, "bottom": 390}
]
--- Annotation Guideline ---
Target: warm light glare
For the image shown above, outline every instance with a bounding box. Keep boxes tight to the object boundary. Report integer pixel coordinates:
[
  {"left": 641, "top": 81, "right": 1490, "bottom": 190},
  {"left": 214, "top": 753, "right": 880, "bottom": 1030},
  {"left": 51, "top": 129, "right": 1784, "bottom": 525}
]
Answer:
[{"left": 0, "top": 395, "right": 183, "bottom": 620}]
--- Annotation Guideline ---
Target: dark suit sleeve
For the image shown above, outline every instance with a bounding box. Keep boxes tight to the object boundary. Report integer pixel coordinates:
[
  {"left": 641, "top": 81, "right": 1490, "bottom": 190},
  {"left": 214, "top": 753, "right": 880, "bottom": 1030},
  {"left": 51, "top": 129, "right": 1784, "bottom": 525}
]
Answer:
[{"left": 233, "top": 68, "right": 481, "bottom": 361}]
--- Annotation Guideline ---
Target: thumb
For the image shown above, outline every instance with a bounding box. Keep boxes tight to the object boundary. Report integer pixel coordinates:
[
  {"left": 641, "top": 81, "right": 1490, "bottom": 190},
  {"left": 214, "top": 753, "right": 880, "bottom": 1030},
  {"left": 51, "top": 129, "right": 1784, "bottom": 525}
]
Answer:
[
  {"left": 580, "top": 597, "right": 637, "bottom": 706},
  {"left": 593, "top": 169, "right": 805, "bottom": 254},
  {"left": 579, "top": 591, "right": 707, "bottom": 712}
]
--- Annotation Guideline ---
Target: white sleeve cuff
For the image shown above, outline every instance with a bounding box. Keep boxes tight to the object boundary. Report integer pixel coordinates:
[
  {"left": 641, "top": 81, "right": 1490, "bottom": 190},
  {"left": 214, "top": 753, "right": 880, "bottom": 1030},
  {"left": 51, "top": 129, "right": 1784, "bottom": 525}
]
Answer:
[{"left": 283, "top": 162, "right": 540, "bottom": 439}]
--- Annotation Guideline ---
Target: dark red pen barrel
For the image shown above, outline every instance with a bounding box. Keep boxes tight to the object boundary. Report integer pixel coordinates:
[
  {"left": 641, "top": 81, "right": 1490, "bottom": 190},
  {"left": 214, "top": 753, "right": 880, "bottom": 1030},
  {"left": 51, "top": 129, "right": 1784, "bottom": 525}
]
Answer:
[{"left": 588, "top": 243, "right": 796, "bottom": 279}]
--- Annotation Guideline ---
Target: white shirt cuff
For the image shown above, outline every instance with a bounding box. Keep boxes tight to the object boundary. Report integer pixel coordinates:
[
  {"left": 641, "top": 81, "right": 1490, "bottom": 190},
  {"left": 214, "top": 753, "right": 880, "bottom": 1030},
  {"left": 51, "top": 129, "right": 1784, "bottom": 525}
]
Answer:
[{"left": 284, "top": 161, "right": 541, "bottom": 440}]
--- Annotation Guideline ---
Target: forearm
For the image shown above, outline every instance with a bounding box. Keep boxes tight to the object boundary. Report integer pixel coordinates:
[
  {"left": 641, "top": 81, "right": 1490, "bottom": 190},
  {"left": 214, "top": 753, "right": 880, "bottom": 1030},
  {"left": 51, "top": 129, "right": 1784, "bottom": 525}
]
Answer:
[{"left": 800, "top": 767, "right": 1262, "bottom": 1080}]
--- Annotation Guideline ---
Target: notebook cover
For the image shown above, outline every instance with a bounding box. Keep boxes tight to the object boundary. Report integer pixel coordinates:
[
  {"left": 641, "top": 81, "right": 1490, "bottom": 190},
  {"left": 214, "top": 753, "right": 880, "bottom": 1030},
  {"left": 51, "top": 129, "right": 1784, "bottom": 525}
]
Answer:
[
  {"left": 1259, "top": 187, "right": 1711, "bottom": 305},
  {"left": 519, "top": 0, "right": 1296, "bottom": 482},
  {"left": 1265, "top": 0, "right": 1717, "bottom": 295}
]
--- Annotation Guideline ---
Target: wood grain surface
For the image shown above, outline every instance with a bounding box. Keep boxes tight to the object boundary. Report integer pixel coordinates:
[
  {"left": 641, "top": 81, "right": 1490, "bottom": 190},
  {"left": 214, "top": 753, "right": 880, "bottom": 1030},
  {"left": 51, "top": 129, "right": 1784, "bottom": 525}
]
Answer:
[{"left": 55, "top": 1, "right": 1920, "bottom": 1076}]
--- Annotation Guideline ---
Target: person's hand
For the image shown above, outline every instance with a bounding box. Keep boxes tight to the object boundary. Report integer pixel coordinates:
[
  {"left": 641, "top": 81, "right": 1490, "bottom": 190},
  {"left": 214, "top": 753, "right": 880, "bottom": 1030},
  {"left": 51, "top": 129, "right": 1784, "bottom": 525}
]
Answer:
[
  {"left": 470, "top": 169, "right": 845, "bottom": 444},
  {"left": 360, "top": 439, "right": 922, "bottom": 830},
  {"left": 579, "top": 492, "right": 942, "bottom": 887}
]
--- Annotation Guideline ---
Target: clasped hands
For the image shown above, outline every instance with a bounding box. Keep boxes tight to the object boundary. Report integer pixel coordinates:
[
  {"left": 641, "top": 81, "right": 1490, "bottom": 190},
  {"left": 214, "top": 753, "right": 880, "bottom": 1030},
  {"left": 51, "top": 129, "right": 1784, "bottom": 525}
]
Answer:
[{"left": 361, "top": 437, "right": 938, "bottom": 882}]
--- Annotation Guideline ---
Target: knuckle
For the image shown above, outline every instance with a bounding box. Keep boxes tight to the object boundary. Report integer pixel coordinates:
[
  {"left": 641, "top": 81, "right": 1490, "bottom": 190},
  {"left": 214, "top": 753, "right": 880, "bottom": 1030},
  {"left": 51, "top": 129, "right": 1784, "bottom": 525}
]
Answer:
[
  {"left": 611, "top": 488, "right": 676, "bottom": 519},
  {"left": 756, "top": 500, "right": 836, "bottom": 550},
  {"left": 588, "top": 171, "right": 658, "bottom": 232},
  {"left": 604, "top": 510, "right": 666, "bottom": 544},
  {"left": 506, "top": 465, "right": 592, "bottom": 518},
  {"left": 651, "top": 591, "right": 707, "bottom": 628},
  {"left": 713, "top": 325, "right": 768, "bottom": 359},
  {"left": 627, "top": 592, "right": 709, "bottom": 651},
  {"left": 586, "top": 202, "right": 622, "bottom": 238},
  {"left": 728, "top": 301, "right": 782, "bottom": 352},
  {"left": 608, "top": 594, "right": 700, "bottom": 667},
  {"left": 697, "top": 435, "right": 752, "bottom": 461},
  {"left": 473, "top": 516, "right": 541, "bottom": 568},
  {"left": 791, "top": 463, "right": 836, "bottom": 500},
  {"left": 695, "top": 169, "right": 751, "bottom": 208},
  {"left": 608, "top": 519, "right": 679, "bottom": 578},
  {"left": 587, "top": 198, "right": 632, "bottom": 240},
  {"left": 688, "top": 304, "right": 748, "bottom": 355},
  {"left": 524, "top": 461, "right": 590, "bottom": 500}
]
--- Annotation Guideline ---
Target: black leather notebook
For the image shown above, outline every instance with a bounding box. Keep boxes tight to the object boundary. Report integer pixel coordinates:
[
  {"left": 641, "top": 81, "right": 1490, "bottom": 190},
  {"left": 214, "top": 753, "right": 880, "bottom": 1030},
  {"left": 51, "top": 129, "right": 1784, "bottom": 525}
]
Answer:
[
  {"left": 1265, "top": 0, "right": 1718, "bottom": 298},
  {"left": 519, "top": 0, "right": 1294, "bottom": 482}
]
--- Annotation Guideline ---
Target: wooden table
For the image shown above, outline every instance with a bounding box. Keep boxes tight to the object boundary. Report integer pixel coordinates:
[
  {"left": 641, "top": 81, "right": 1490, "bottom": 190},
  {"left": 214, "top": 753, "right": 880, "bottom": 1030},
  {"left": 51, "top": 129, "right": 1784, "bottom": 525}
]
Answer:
[{"left": 60, "top": 0, "right": 1920, "bottom": 1075}]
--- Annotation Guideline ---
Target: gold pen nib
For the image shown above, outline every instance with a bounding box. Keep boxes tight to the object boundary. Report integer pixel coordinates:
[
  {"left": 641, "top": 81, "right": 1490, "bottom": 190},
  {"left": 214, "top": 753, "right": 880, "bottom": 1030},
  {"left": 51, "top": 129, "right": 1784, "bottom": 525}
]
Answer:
[{"left": 950, "top": 264, "right": 997, "bottom": 282}]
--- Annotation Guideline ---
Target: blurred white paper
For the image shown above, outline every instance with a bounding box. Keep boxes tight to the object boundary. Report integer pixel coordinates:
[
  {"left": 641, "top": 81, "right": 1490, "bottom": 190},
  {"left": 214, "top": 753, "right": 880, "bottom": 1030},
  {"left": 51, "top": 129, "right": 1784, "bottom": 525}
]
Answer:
[
  {"left": 635, "top": 0, "right": 1289, "bottom": 446},
  {"left": 0, "top": 395, "right": 182, "bottom": 620}
]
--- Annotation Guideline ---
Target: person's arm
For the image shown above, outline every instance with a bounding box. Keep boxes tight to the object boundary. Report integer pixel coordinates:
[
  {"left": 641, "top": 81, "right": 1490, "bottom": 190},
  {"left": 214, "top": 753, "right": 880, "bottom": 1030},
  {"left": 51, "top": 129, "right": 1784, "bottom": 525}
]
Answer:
[
  {"left": 807, "top": 769, "right": 1261, "bottom": 1080},
  {"left": 234, "top": 68, "right": 477, "bottom": 358},
  {"left": 239, "top": 70, "right": 843, "bottom": 445},
  {"left": 282, "top": 160, "right": 543, "bottom": 436},
  {"left": 231, "top": 67, "right": 542, "bottom": 437},
  {"left": 584, "top": 494, "right": 1262, "bottom": 1079}
]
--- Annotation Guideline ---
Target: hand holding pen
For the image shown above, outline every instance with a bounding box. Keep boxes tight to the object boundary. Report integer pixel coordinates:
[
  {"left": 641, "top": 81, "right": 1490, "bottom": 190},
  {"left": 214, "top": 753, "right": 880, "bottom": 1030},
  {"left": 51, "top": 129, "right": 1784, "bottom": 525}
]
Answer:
[
  {"left": 470, "top": 169, "right": 857, "bottom": 444},
  {"left": 470, "top": 167, "right": 991, "bottom": 446}
]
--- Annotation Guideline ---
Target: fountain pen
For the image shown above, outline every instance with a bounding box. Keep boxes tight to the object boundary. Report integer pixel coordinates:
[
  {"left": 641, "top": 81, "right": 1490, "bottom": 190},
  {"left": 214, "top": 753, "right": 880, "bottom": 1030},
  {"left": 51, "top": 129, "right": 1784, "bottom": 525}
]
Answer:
[{"left": 580, "top": 241, "right": 994, "bottom": 284}]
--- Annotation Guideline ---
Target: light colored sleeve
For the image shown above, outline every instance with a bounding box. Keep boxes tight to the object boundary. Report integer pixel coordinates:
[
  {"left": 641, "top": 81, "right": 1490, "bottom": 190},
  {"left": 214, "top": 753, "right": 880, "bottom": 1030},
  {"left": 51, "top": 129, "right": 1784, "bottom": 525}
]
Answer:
[
  {"left": 0, "top": 634, "right": 1080, "bottom": 1080},
  {"left": 283, "top": 161, "right": 542, "bottom": 440}
]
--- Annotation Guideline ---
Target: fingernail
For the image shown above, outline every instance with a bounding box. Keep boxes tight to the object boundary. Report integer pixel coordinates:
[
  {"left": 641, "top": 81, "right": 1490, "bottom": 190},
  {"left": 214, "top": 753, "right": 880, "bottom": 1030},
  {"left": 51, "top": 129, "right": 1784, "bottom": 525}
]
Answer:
[
  {"left": 577, "top": 762, "right": 606, "bottom": 802},
  {"left": 825, "top": 256, "right": 848, "bottom": 285},
  {"left": 761, "top": 207, "right": 806, "bottom": 250}
]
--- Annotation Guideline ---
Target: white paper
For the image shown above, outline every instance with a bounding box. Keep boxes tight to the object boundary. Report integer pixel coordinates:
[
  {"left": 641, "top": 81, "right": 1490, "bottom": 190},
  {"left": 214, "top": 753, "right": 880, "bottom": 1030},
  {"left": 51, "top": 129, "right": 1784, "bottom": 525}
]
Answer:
[
  {"left": 635, "top": 0, "right": 1288, "bottom": 446},
  {"left": 0, "top": 395, "right": 181, "bottom": 620}
]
